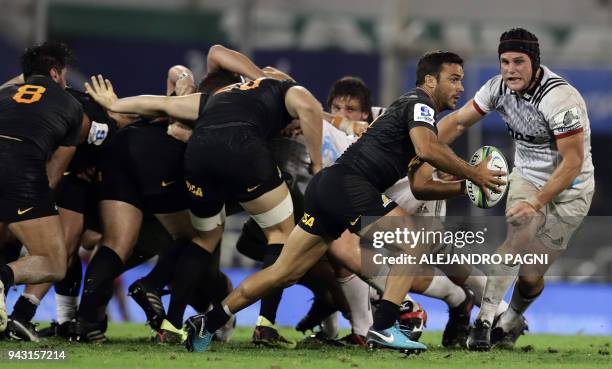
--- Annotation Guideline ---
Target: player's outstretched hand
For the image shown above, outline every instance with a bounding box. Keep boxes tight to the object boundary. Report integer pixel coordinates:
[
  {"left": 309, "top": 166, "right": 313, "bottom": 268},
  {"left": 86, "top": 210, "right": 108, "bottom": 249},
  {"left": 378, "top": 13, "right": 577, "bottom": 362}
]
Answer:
[
  {"left": 85, "top": 75, "right": 118, "bottom": 110},
  {"left": 474, "top": 155, "right": 506, "bottom": 199}
]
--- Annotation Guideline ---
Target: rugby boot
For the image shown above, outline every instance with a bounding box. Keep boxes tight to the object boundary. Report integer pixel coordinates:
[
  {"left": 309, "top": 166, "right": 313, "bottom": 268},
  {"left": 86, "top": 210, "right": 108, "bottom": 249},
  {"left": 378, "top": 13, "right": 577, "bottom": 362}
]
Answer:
[
  {"left": 467, "top": 319, "right": 492, "bottom": 351},
  {"left": 442, "top": 288, "right": 474, "bottom": 347}
]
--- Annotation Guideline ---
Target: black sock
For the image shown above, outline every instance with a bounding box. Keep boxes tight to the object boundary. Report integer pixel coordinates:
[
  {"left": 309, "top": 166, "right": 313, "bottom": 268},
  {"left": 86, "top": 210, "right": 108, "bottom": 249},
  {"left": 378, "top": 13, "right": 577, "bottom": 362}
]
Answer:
[
  {"left": 142, "top": 238, "right": 188, "bottom": 289},
  {"left": 11, "top": 295, "right": 38, "bottom": 322},
  {"left": 206, "top": 304, "right": 231, "bottom": 334},
  {"left": 167, "top": 242, "right": 215, "bottom": 328},
  {"left": 0, "top": 264, "right": 15, "bottom": 288},
  {"left": 55, "top": 257, "right": 83, "bottom": 297},
  {"left": 258, "top": 244, "right": 284, "bottom": 324},
  {"left": 78, "top": 246, "right": 124, "bottom": 323},
  {"left": 372, "top": 299, "right": 400, "bottom": 331},
  {"left": 190, "top": 271, "right": 232, "bottom": 313}
]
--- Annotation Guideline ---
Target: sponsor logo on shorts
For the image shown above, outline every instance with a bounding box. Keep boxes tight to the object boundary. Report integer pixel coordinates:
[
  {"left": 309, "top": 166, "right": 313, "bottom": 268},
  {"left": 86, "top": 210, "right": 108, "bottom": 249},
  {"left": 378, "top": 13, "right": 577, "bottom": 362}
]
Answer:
[
  {"left": 161, "top": 180, "right": 176, "bottom": 187},
  {"left": 349, "top": 215, "right": 361, "bottom": 226},
  {"left": 17, "top": 207, "right": 34, "bottom": 215},
  {"left": 381, "top": 194, "right": 392, "bottom": 207},
  {"left": 247, "top": 184, "right": 261, "bottom": 193},
  {"left": 301, "top": 212, "right": 315, "bottom": 228},
  {"left": 185, "top": 180, "right": 204, "bottom": 197}
]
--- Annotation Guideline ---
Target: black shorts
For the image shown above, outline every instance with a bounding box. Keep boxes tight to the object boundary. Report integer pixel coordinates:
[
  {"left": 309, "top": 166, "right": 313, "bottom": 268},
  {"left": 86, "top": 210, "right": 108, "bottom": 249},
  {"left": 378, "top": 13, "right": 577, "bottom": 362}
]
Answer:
[
  {"left": 299, "top": 164, "right": 397, "bottom": 240},
  {"left": 184, "top": 124, "right": 283, "bottom": 217},
  {"left": 0, "top": 139, "right": 58, "bottom": 223},
  {"left": 55, "top": 173, "right": 102, "bottom": 229},
  {"left": 56, "top": 173, "right": 98, "bottom": 214},
  {"left": 97, "top": 124, "right": 189, "bottom": 214}
]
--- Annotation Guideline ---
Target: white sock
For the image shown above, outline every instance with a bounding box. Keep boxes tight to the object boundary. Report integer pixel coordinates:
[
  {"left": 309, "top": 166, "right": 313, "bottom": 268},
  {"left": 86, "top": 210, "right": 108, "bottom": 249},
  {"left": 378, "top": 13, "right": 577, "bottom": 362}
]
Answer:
[
  {"left": 338, "top": 274, "right": 372, "bottom": 337},
  {"left": 465, "top": 271, "right": 509, "bottom": 319},
  {"left": 368, "top": 286, "right": 382, "bottom": 303},
  {"left": 422, "top": 269, "right": 466, "bottom": 308},
  {"left": 464, "top": 273, "right": 487, "bottom": 303},
  {"left": 320, "top": 312, "right": 339, "bottom": 338},
  {"left": 56, "top": 294, "right": 78, "bottom": 324},
  {"left": 477, "top": 264, "right": 519, "bottom": 323}
]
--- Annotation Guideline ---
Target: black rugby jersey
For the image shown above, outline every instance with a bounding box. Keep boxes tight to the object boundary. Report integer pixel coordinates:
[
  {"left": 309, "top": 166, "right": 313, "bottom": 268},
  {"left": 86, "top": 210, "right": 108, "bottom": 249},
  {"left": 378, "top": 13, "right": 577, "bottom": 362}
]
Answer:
[
  {"left": 195, "top": 78, "right": 297, "bottom": 138},
  {"left": 0, "top": 76, "right": 82, "bottom": 158},
  {"left": 336, "top": 88, "right": 437, "bottom": 191},
  {"left": 66, "top": 88, "right": 117, "bottom": 172}
]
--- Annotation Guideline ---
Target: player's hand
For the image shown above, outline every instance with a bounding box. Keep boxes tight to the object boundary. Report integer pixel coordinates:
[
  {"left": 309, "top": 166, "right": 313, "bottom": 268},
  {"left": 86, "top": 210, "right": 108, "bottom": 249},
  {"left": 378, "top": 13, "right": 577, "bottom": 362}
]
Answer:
[
  {"left": 506, "top": 200, "right": 540, "bottom": 226},
  {"left": 353, "top": 121, "right": 368, "bottom": 137},
  {"left": 473, "top": 155, "right": 506, "bottom": 199},
  {"left": 85, "top": 75, "right": 118, "bottom": 110},
  {"left": 175, "top": 76, "right": 196, "bottom": 96},
  {"left": 281, "top": 119, "right": 302, "bottom": 138},
  {"left": 167, "top": 121, "right": 193, "bottom": 142}
]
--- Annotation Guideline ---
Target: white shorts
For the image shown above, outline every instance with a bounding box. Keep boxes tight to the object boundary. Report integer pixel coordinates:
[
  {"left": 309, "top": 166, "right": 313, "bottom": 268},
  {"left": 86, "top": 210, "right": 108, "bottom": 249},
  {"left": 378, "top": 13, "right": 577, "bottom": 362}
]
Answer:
[{"left": 506, "top": 170, "right": 593, "bottom": 250}]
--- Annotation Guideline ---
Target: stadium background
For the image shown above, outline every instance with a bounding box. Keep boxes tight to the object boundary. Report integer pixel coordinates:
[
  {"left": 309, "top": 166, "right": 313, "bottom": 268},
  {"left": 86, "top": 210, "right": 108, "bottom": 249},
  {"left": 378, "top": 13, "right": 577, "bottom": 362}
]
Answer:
[{"left": 0, "top": 0, "right": 610, "bottom": 336}]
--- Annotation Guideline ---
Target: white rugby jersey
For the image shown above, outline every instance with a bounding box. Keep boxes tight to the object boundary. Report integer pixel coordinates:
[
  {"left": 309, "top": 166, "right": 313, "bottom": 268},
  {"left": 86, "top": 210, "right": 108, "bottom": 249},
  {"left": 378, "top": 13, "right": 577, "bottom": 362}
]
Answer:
[{"left": 473, "top": 65, "right": 594, "bottom": 201}]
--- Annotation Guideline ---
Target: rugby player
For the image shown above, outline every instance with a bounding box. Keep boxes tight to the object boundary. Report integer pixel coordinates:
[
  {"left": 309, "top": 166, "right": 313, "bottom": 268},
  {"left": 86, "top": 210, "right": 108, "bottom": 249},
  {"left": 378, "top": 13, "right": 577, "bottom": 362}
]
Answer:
[
  {"left": 317, "top": 78, "right": 476, "bottom": 348},
  {"left": 182, "top": 51, "right": 505, "bottom": 353},
  {"left": 437, "top": 28, "right": 595, "bottom": 351},
  {"left": 4, "top": 84, "right": 120, "bottom": 341},
  {"left": 85, "top": 45, "right": 325, "bottom": 345},
  {"left": 0, "top": 42, "right": 83, "bottom": 332},
  {"left": 68, "top": 64, "right": 230, "bottom": 343}
]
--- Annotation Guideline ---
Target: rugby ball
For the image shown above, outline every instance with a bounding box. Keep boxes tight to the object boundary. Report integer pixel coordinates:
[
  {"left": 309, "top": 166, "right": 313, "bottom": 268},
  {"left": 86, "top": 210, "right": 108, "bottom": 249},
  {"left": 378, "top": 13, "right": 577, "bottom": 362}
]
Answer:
[{"left": 465, "top": 146, "right": 509, "bottom": 209}]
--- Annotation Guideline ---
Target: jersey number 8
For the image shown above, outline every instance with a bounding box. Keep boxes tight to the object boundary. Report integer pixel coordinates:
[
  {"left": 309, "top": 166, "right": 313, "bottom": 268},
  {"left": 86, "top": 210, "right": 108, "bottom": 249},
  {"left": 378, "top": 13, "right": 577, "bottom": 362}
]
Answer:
[{"left": 13, "top": 84, "right": 47, "bottom": 104}]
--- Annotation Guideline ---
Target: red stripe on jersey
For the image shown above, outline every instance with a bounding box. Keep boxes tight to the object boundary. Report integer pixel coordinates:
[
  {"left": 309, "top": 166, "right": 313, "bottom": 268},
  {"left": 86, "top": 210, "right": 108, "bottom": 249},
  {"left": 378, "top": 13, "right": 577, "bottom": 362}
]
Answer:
[
  {"left": 555, "top": 127, "right": 584, "bottom": 139},
  {"left": 472, "top": 100, "right": 486, "bottom": 115}
]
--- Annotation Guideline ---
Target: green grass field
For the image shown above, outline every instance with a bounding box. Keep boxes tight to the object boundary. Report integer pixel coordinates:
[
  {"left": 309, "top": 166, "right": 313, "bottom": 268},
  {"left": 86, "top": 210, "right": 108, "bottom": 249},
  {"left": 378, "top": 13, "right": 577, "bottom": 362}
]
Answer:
[{"left": 0, "top": 324, "right": 610, "bottom": 368}]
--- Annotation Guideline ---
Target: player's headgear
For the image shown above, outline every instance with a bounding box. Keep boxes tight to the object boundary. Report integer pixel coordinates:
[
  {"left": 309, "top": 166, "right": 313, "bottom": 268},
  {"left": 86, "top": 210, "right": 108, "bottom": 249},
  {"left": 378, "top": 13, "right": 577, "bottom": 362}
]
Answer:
[{"left": 498, "top": 28, "right": 540, "bottom": 77}]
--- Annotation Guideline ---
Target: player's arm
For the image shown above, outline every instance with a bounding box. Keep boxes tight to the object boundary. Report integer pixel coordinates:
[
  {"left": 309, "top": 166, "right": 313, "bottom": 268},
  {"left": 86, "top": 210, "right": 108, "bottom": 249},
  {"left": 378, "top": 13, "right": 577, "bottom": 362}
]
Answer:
[
  {"left": 207, "top": 44, "right": 265, "bottom": 81},
  {"left": 78, "top": 113, "right": 91, "bottom": 144},
  {"left": 285, "top": 86, "right": 324, "bottom": 174},
  {"left": 165, "top": 66, "right": 196, "bottom": 141},
  {"left": 508, "top": 132, "right": 584, "bottom": 220},
  {"left": 1, "top": 74, "right": 24, "bottom": 88},
  {"left": 322, "top": 111, "right": 368, "bottom": 137},
  {"left": 436, "top": 99, "right": 484, "bottom": 144},
  {"left": 85, "top": 75, "right": 201, "bottom": 122},
  {"left": 408, "top": 159, "right": 464, "bottom": 200},
  {"left": 262, "top": 66, "right": 295, "bottom": 81},
  {"left": 46, "top": 146, "right": 76, "bottom": 189},
  {"left": 410, "top": 126, "right": 504, "bottom": 196},
  {"left": 107, "top": 112, "right": 136, "bottom": 129}
]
